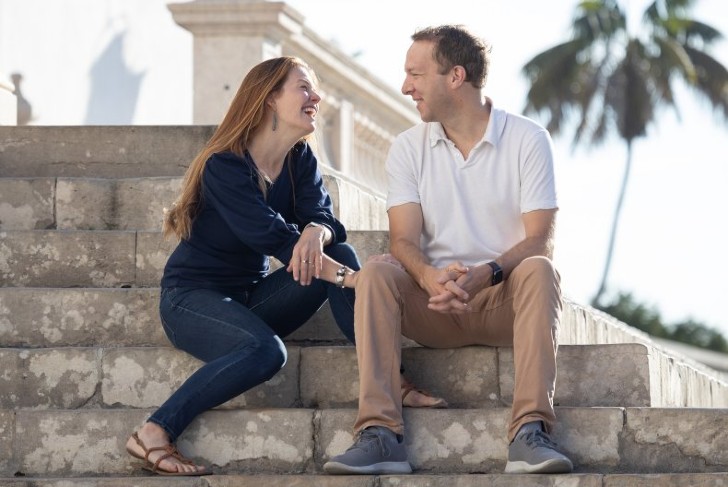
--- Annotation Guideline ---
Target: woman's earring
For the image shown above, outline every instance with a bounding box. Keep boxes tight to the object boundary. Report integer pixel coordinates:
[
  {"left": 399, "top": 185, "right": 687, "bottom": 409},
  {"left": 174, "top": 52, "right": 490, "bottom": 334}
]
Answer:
[{"left": 272, "top": 112, "right": 278, "bottom": 131}]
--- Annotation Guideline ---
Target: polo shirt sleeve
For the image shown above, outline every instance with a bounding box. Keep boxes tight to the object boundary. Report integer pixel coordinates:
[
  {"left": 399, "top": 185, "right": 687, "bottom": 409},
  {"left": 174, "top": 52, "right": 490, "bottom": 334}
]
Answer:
[
  {"left": 290, "top": 143, "right": 347, "bottom": 244},
  {"left": 520, "top": 129, "right": 559, "bottom": 213},
  {"left": 385, "top": 133, "right": 421, "bottom": 210},
  {"left": 202, "top": 153, "right": 300, "bottom": 263}
]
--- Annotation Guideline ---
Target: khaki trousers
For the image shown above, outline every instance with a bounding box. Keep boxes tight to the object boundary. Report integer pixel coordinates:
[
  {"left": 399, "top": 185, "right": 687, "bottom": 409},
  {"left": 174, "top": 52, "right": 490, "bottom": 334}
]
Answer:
[{"left": 353, "top": 256, "right": 562, "bottom": 442}]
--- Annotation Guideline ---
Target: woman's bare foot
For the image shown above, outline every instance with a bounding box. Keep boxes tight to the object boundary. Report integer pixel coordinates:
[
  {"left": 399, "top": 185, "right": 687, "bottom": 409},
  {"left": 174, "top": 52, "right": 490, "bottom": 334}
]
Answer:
[
  {"left": 401, "top": 374, "right": 448, "bottom": 408},
  {"left": 125, "top": 422, "right": 208, "bottom": 475}
]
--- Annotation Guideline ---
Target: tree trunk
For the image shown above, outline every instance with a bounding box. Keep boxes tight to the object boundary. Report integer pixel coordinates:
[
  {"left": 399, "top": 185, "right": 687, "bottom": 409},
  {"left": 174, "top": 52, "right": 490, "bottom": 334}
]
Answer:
[{"left": 592, "top": 140, "right": 633, "bottom": 306}]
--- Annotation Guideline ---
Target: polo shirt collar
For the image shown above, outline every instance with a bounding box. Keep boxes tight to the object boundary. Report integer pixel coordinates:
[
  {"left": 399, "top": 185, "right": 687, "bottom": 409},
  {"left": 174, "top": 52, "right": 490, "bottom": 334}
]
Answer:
[{"left": 428, "top": 97, "right": 505, "bottom": 149}]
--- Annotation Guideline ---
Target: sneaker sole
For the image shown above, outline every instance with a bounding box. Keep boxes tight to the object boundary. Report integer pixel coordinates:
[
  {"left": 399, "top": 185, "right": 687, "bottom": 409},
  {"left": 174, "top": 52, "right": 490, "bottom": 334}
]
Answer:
[
  {"left": 323, "top": 460, "right": 412, "bottom": 475},
  {"left": 504, "top": 458, "right": 573, "bottom": 474}
]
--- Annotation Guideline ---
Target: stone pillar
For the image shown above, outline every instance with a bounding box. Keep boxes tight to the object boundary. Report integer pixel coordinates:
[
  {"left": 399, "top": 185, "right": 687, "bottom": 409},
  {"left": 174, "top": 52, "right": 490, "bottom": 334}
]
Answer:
[{"left": 168, "top": 0, "right": 305, "bottom": 124}]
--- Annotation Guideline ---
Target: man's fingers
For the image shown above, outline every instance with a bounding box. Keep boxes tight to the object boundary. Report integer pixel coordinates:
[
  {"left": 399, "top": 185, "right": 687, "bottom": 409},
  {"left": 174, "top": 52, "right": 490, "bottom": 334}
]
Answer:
[
  {"left": 429, "top": 291, "right": 453, "bottom": 304},
  {"left": 444, "top": 280, "right": 469, "bottom": 301}
]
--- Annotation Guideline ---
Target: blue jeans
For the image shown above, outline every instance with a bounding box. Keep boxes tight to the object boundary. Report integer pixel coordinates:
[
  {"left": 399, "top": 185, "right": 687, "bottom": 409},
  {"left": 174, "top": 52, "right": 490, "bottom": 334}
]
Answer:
[{"left": 149, "top": 243, "right": 360, "bottom": 441}]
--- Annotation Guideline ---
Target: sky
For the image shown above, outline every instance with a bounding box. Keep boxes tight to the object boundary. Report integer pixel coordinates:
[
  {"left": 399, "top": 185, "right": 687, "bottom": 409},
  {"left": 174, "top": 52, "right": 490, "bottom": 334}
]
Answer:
[
  {"left": 1, "top": 0, "right": 727, "bottom": 337},
  {"left": 281, "top": 0, "right": 728, "bottom": 335}
]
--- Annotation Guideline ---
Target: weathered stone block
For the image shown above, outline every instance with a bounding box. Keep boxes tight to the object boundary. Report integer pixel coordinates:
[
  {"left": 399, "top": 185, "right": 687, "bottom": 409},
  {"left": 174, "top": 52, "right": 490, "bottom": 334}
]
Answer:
[
  {"left": 381, "top": 474, "right": 603, "bottom": 486},
  {"left": 319, "top": 408, "right": 621, "bottom": 473},
  {"left": 301, "top": 346, "right": 499, "bottom": 409},
  {"left": 0, "top": 348, "right": 98, "bottom": 409},
  {"left": 207, "top": 474, "right": 375, "bottom": 487},
  {"left": 0, "top": 288, "right": 164, "bottom": 348},
  {"left": 0, "top": 230, "right": 135, "bottom": 287},
  {"left": 0, "top": 478, "right": 203, "bottom": 486},
  {"left": 0, "top": 126, "right": 215, "bottom": 178},
  {"left": 556, "top": 407, "right": 622, "bottom": 470},
  {"left": 101, "top": 347, "right": 300, "bottom": 409},
  {"left": 0, "top": 410, "right": 15, "bottom": 476},
  {"left": 15, "top": 409, "right": 149, "bottom": 476},
  {"left": 286, "top": 301, "right": 349, "bottom": 343},
  {"left": 135, "top": 232, "right": 175, "bottom": 287},
  {"left": 0, "top": 178, "right": 55, "bottom": 230},
  {"left": 603, "top": 473, "right": 728, "bottom": 486},
  {"left": 621, "top": 408, "right": 728, "bottom": 472},
  {"left": 500, "top": 343, "right": 652, "bottom": 408},
  {"left": 400, "top": 346, "right": 500, "bottom": 409},
  {"left": 14, "top": 409, "right": 314, "bottom": 476},
  {"left": 179, "top": 409, "right": 314, "bottom": 473},
  {"left": 56, "top": 177, "right": 181, "bottom": 231}
]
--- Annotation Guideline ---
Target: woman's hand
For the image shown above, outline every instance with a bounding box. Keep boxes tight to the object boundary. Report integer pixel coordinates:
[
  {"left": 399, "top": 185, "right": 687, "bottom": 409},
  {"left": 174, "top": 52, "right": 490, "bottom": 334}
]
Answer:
[{"left": 288, "top": 225, "right": 326, "bottom": 285}]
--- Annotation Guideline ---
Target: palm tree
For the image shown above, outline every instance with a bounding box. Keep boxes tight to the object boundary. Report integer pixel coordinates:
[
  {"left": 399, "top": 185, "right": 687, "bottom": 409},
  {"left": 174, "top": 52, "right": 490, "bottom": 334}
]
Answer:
[{"left": 521, "top": 0, "right": 728, "bottom": 306}]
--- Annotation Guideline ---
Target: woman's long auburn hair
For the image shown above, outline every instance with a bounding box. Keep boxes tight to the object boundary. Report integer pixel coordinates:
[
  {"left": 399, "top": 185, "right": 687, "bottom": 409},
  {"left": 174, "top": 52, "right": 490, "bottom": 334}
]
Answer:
[{"left": 163, "top": 56, "right": 316, "bottom": 241}]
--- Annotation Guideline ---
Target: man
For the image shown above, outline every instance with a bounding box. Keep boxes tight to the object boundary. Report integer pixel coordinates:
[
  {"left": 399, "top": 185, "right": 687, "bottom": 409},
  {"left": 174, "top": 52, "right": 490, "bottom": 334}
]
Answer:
[{"left": 323, "top": 25, "right": 572, "bottom": 475}]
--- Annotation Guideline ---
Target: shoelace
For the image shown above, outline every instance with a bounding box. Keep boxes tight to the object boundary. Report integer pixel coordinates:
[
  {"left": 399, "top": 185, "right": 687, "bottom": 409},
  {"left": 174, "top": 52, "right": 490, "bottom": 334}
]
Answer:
[
  {"left": 523, "top": 429, "right": 559, "bottom": 450},
  {"left": 346, "top": 428, "right": 392, "bottom": 457}
]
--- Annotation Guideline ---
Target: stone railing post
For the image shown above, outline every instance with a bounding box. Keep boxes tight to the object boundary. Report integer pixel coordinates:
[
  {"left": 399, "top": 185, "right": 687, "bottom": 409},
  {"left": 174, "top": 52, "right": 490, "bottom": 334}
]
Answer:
[{"left": 168, "top": 0, "right": 419, "bottom": 194}]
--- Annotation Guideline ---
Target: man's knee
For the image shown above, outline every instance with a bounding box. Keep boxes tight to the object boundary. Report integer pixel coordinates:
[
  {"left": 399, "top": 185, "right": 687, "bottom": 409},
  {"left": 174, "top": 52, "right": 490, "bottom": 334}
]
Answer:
[
  {"left": 511, "top": 256, "right": 560, "bottom": 288},
  {"left": 357, "top": 260, "right": 407, "bottom": 291}
]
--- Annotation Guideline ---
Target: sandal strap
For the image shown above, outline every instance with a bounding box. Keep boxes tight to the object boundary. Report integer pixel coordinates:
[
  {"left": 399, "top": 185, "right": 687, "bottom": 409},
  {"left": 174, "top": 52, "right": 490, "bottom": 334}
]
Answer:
[
  {"left": 131, "top": 432, "right": 195, "bottom": 472},
  {"left": 401, "top": 382, "right": 415, "bottom": 400},
  {"left": 401, "top": 379, "right": 435, "bottom": 400}
]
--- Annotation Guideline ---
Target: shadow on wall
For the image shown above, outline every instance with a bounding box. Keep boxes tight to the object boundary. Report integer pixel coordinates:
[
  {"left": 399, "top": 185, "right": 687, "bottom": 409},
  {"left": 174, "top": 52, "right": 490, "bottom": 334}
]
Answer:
[
  {"left": 84, "top": 31, "right": 145, "bottom": 125},
  {"left": 11, "top": 73, "right": 32, "bottom": 125}
]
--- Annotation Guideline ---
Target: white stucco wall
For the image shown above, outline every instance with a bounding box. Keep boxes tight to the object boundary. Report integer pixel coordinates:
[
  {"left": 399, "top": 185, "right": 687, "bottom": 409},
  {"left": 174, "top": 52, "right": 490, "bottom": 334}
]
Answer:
[{"left": 0, "top": 0, "right": 193, "bottom": 125}]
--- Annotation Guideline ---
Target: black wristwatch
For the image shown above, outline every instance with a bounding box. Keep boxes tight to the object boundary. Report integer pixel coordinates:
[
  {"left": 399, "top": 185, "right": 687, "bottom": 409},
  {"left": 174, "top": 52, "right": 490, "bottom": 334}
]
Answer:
[{"left": 487, "top": 261, "right": 503, "bottom": 286}]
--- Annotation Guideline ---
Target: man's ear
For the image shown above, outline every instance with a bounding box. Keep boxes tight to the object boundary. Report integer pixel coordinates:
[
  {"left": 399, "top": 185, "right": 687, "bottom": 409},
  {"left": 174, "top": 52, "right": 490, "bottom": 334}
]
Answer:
[{"left": 450, "top": 65, "right": 467, "bottom": 88}]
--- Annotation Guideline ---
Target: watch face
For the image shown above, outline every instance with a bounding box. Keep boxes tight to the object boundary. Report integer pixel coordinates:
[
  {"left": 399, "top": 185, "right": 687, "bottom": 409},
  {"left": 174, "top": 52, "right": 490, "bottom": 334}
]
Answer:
[
  {"left": 488, "top": 261, "right": 503, "bottom": 285},
  {"left": 493, "top": 270, "right": 503, "bottom": 285}
]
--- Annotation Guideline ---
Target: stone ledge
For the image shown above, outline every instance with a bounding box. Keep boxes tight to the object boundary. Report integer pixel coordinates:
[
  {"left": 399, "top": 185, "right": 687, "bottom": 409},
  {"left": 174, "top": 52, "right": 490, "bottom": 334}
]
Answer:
[
  {"left": 0, "top": 343, "right": 659, "bottom": 410},
  {"left": 2, "top": 473, "right": 728, "bottom": 486},
  {"left": 4, "top": 407, "right": 728, "bottom": 476},
  {"left": 0, "top": 174, "right": 386, "bottom": 232}
]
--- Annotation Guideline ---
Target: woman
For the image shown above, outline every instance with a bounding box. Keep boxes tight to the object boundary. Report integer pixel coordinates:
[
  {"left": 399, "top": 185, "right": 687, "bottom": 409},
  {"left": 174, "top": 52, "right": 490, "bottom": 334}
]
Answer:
[{"left": 125, "top": 57, "right": 443, "bottom": 476}]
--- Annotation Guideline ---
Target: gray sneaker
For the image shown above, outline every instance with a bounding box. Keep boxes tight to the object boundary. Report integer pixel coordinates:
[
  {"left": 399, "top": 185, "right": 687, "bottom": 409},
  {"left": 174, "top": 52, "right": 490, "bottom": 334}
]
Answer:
[
  {"left": 323, "top": 426, "right": 412, "bottom": 475},
  {"left": 504, "top": 429, "right": 573, "bottom": 474}
]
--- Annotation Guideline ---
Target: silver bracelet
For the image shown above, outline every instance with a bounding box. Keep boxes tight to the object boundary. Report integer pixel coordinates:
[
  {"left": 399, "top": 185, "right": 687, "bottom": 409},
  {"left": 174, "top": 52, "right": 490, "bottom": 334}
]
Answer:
[{"left": 335, "top": 266, "right": 348, "bottom": 288}]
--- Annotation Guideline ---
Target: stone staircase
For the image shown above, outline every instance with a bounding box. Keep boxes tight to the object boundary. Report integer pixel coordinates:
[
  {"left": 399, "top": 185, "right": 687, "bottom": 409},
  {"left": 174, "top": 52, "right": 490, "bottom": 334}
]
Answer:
[{"left": 2, "top": 126, "right": 728, "bottom": 486}]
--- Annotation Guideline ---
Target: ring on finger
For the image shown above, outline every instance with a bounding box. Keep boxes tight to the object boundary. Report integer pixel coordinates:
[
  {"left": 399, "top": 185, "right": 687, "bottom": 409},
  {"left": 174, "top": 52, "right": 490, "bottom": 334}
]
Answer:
[{"left": 302, "top": 259, "right": 310, "bottom": 264}]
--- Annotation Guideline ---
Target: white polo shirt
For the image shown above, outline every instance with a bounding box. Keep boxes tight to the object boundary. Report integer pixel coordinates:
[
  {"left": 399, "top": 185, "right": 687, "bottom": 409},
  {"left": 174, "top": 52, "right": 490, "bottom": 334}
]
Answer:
[{"left": 386, "top": 104, "right": 558, "bottom": 268}]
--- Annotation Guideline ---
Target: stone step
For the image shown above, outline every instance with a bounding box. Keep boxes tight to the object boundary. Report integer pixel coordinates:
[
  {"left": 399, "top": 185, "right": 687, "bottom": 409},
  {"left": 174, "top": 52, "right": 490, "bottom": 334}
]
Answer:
[
  {"left": 2, "top": 474, "right": 728, "bottom": 487},
  {"left": 0, "top": 230, "right": 389, "bottom": 288},
  {"left": 0, "top": 343, "right": 667, "bottom": 410},
  {"left": 0, "top": 175, "right": 386, "bottom": 231},
  {"left": 0, "top": 286, "right": 656, "bottom": 348},
  {"left": 0, "top": 287, "right": 346, "bottom": 346},
  {"left": 0, "top": 126, "right": 213, "bottom": 178},
  {"left": 2, "top": 407, "right": 727, "bottom": 477},
  {"left": 2, "top": 286, "right": 726, "bottom": 409}
]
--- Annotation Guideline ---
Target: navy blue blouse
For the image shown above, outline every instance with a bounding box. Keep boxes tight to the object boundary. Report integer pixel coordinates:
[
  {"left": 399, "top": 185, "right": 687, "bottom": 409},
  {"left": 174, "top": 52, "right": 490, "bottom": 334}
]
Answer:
[{"left": 161, "top": 142, "right": 346, "bottom": 291}]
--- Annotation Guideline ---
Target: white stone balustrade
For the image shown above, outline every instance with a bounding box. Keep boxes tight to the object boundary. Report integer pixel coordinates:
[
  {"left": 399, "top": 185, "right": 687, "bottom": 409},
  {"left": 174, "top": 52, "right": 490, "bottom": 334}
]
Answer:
[{"left": 168, "top": 0, "right": 419, "bottom": 194}]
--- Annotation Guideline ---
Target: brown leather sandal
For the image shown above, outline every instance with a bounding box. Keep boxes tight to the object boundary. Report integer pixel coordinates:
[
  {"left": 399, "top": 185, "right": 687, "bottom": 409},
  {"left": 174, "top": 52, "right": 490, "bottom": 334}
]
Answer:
[
  {"left": 126, "top": 432, "right": 211, "bottom": 476},
  {"left": 401, "top": 377, "right": 448, "bottom": 408}
]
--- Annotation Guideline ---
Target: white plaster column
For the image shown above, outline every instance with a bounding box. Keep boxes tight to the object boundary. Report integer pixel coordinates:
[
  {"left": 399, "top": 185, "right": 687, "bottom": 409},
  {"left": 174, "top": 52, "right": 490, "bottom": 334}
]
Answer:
[{"left": 168, "top": 0, "right": 305, "bottom": 124}]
